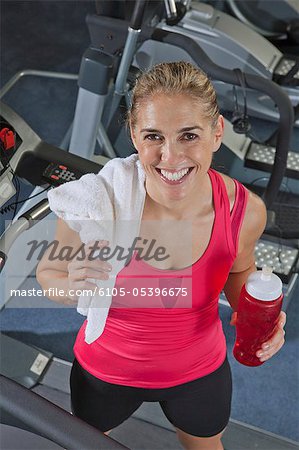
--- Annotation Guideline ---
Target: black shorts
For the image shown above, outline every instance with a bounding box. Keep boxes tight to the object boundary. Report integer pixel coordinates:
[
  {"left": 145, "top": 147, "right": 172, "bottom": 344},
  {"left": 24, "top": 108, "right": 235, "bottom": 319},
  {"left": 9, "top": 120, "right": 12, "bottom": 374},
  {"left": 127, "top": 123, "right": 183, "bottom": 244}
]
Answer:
[{"left": 70, "top": 355, "right": 232, "bottom": 438}]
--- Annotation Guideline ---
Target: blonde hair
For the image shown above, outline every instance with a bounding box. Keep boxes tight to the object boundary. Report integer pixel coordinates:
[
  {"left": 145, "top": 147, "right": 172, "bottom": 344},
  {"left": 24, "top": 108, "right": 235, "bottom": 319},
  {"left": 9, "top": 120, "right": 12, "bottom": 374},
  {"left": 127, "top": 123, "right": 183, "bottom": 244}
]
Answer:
[{"left": 128, "top": 61, "right": 219, "bottom": 129}]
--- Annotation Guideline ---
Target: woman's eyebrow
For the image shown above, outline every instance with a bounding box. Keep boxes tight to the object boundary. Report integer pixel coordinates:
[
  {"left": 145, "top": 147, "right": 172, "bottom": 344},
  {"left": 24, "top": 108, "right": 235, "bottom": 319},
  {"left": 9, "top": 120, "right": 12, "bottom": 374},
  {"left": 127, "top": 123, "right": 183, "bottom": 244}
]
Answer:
[
  {"left": 140, "top": 126, "right": 203, "bottom": 133},
  {"left": 178, "top": 126, "right": 203, "bottom": 132},
  {"left": 140, "top": 128, "right": 161, "bottom": 133}
]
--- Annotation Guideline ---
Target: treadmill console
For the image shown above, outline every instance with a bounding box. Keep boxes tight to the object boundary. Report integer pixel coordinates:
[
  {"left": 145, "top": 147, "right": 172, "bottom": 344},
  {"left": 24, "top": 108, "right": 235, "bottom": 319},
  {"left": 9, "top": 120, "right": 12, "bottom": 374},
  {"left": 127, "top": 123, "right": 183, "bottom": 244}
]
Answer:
[
  {"left": 42, "top": 162, "right": 85, "bottom": 186},
  {"left": 0, "top": 102, "right": 102, "bottom": 210}
]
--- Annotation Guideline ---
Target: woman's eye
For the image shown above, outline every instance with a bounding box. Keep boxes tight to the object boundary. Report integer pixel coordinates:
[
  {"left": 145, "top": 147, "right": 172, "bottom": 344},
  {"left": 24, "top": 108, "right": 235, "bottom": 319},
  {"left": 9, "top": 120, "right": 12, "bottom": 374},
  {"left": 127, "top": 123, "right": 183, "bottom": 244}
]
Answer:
[
  {"left": 145, "top": 134, "right": 162, "bottom": 141},
  {"left": 182, "top": 133, "right": 198, "bottom": 141}
]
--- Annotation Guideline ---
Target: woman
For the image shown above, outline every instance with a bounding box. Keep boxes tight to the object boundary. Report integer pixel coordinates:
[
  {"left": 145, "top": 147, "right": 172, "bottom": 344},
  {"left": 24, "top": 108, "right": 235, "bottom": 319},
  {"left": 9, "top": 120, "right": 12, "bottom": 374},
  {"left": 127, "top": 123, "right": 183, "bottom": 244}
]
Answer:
[{"left": 37, "top": 62, "right": 286, "bottom": 450}]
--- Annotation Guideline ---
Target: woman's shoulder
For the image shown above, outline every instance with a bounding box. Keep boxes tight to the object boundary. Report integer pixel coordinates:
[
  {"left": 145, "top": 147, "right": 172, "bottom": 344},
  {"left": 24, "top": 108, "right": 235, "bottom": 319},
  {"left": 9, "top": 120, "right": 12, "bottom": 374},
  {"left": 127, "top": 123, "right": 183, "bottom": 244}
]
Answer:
[
  {"left": 214, "top": 170, "right": 266, "bottom": 222},
  {"left": 213, "top": 170, "right": 267, "bottom": 256},
  {"left": 214, "top": 171, "right": 236, "bottom": 214}
]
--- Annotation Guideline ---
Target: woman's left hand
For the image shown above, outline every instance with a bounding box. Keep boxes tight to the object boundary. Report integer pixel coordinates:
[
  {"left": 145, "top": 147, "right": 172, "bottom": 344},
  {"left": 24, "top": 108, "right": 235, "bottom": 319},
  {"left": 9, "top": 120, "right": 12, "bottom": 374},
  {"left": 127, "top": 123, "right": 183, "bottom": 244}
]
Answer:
[
  {"left": 230, "top": 311, "right": 287, "bottom": 362},
  {"left": 256, "top": 311, "right": 286, "bottom": 362}
]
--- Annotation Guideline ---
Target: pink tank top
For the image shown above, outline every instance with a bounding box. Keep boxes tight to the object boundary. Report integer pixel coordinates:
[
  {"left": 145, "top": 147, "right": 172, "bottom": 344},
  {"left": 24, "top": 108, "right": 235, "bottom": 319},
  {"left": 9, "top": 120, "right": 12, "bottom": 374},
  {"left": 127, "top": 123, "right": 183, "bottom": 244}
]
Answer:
[{"left": 74, "top": 169, "right": 248, "bottom": 388}]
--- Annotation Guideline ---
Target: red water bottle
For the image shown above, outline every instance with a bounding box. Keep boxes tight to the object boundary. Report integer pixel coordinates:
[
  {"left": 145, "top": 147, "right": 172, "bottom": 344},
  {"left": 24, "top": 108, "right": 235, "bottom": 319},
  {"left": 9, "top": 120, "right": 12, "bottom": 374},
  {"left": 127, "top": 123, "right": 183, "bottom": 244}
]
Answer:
[{"left": 233, "top": 266, "right": 283, "bottom": 366}]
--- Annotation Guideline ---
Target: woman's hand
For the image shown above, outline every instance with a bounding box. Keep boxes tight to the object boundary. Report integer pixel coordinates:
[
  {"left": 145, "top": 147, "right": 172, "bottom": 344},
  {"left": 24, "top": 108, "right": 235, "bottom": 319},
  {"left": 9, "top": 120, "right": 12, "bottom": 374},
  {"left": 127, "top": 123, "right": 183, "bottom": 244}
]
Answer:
[
  {"left": 255, "top": 311, "right": 286, "bottom": 362},
  {"left": 67, "top": 240, "right": 112, "bottom": 301},
  {"left": 230, "top": 311, "right": 287, "bottom": 363}
]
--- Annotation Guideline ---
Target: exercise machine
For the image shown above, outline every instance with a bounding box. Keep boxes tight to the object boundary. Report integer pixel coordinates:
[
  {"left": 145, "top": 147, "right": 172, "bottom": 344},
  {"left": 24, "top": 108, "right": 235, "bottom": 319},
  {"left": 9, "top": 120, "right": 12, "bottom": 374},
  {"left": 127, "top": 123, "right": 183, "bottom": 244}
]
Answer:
[
  {"left": 69, "top": 1, "right": 298, "bottom": 227},
  {"left": 0, "top": 375, "right": 129, "bottom": 450},
  {"left": 91, "top": 0, "right": 299, "bottom": 125},
  {"left": 225, "top": 0, "right": 299, "bottom": 46},
  {"left": 139, "top": 1, "right": 299, "bottom": 124}
]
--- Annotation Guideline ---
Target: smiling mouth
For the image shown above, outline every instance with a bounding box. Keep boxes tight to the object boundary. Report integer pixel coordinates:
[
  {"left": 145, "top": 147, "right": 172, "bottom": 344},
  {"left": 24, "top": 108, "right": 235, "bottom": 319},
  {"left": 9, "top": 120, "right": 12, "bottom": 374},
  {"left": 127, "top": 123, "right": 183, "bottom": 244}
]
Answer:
[{"left": 155, "top": 167, "right": 194, "bottom": 184}]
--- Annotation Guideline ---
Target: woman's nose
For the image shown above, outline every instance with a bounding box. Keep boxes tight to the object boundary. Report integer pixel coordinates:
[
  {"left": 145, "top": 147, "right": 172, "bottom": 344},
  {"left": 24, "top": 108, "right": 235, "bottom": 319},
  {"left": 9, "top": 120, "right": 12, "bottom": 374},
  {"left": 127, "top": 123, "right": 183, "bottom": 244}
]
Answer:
[{"left": 160, "top": 141, "right": 184, "bottom": 166}]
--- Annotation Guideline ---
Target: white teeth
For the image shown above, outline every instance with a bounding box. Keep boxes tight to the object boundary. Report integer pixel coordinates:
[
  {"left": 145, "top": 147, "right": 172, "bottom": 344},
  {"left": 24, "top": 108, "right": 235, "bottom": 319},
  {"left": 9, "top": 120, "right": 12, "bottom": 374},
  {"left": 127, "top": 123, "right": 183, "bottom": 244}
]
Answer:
[{"left": 160, "top": 168, "right": 190, "bottom": 181}]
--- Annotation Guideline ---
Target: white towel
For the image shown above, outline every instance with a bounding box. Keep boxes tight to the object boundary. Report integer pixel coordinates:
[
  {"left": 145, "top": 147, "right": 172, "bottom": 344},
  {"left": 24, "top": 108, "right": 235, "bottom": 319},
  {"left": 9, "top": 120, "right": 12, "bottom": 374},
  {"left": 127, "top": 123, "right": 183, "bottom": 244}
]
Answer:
[{"left": 47, "top": 154, "right": 146, "bottom": 343}]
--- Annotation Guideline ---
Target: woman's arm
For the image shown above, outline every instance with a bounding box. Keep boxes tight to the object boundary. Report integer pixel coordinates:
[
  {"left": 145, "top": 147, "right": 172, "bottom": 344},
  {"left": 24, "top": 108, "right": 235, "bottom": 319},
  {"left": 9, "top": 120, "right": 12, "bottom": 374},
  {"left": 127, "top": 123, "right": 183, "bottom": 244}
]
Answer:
[
  {"left": 223, "top": 190, "right": 267, "bottom": 311},
  {"left": 224, "top": 190, "right": 286, "bottom": 362},
  {"left": 36, "top": 218, "right": 84, "bottom": 304},
  {"left": 36, "top": 218, "right": 112, "bottom": 305}
]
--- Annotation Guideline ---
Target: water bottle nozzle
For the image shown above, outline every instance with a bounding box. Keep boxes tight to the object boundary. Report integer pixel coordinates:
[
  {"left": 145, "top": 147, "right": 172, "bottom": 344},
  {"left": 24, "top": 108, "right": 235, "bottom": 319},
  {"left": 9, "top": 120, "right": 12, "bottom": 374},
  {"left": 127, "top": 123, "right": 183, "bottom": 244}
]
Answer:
[{"left": 261, "top": 266, "right": 273, "bottom": 281}]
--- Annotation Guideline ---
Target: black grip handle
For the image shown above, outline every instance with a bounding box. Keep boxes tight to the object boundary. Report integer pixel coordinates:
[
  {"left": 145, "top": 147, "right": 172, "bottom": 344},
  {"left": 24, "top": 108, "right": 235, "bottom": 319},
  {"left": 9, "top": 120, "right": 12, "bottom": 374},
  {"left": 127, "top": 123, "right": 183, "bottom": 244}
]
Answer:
[
  {"left": 130, "top": 0, "right": 148, "bottom": 30},
  {"left": 19, "top": 198, "right": 51, "bottom": 225},
  {"left": 266, "top": 102, "right": 299, "bottom": 147}
]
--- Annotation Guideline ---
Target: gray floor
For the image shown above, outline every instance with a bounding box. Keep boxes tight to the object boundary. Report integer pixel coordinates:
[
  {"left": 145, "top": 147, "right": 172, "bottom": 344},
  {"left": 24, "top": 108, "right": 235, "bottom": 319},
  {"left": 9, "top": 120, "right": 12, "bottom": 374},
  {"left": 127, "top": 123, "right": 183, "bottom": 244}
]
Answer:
[
  {"left": 111, "top": 418, "right": 184, "bottom": 450},
  {"left": 110, "top": 417, "right": 299, "bottom": 450}
]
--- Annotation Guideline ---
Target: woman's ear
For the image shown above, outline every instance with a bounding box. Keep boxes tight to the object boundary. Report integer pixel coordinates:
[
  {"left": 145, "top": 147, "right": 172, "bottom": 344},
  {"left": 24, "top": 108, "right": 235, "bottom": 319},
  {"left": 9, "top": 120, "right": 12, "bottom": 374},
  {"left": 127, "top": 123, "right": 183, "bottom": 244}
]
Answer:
[{"left": 213, "top": 115, "right": 224, "bottom": 153}]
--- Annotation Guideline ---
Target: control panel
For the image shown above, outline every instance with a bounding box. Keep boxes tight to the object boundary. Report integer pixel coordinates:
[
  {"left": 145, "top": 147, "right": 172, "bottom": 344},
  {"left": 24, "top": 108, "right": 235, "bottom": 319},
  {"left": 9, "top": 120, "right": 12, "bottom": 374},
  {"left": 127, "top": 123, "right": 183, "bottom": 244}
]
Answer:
[
  {"left": 0, "top": 102, "right": 101, "bottom": 210},
  {"left": 42, "top": 163, "right": 84, "bottom": 186}
]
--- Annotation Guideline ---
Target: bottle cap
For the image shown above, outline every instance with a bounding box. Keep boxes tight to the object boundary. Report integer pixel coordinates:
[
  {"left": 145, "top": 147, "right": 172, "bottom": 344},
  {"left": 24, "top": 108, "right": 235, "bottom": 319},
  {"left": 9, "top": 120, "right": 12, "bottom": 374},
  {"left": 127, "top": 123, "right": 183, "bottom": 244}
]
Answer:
[{"left": 246, "top": 266, "right": 283, "bottom": 301}]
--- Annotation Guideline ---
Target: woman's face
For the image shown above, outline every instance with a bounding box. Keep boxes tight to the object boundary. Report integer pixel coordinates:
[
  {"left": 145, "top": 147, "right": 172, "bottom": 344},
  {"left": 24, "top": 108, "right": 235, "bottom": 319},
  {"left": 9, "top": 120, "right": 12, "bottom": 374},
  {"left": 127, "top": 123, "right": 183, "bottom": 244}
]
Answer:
[{"left": 130, "top": 93, "right": 224, "bottom": 202}]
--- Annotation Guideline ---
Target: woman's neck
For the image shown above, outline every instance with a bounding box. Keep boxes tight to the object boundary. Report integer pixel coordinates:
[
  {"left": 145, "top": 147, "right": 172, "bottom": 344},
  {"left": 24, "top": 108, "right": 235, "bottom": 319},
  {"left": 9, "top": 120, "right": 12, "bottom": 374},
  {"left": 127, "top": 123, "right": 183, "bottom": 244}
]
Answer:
[{"left": 144, "top": 173, "right": 213, "bottom": 221}]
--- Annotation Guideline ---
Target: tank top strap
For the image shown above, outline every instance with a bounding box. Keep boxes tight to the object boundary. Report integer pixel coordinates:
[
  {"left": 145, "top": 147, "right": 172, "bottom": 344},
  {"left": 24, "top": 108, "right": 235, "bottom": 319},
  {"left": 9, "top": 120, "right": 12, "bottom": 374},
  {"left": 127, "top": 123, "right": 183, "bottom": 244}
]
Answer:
[
  {"left": 208, "top": 168, "right": 231, "bottom": 220},
  {"left": 230, "top": 179, "right": 249, "bottom": 254},
  {"left": 207, "top": 168, "right": 230, "bottom": 215},
  {"left": 208, "top": 168, "right": 248, "bottom": 258}
]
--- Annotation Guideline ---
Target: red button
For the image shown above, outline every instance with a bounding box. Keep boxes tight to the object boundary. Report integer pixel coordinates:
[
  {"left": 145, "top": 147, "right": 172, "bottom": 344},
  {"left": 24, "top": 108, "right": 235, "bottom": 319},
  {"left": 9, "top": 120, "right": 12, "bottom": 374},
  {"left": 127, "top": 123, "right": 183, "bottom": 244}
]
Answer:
[
  {"left": 0, "top": 128, "right": 15, "bottom": 150},
  {"left": 59, "top": 165, "right": 67, "bottom": 170},
  {"left": 50, "top": 175, "right": 59, "bottom": 180}
]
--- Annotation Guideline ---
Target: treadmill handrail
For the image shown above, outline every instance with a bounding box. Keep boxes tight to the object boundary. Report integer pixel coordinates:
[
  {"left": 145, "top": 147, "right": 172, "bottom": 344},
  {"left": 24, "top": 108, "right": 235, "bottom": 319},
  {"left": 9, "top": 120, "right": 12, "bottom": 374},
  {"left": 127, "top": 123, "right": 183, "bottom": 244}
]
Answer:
[
  {"left": 150, "top": 28, "right": 294, "bottom": 209},
  {"left": 0, "top": 374, "right": 130, "bottom": 450},
  {"left": 130, "top": 0, "right": 148, "bottom": 30}
]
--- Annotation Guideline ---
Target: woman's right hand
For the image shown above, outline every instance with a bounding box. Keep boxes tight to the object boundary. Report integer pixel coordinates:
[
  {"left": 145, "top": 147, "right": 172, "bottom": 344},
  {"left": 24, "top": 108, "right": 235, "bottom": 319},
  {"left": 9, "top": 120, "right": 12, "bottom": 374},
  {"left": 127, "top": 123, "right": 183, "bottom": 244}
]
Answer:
[{"left": 67, "top": 240, "right": 112, "bottom": 301}]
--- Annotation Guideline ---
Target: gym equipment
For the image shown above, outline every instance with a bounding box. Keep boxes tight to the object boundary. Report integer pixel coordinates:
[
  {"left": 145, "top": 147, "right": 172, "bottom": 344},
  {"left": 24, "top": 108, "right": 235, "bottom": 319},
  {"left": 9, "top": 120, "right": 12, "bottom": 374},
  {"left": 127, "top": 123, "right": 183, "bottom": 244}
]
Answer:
[
  {"left": 225, "top": 0, "right": 299, "bottom": 44},
  {"left": 0, "top": 374, "right": 130, "bottom": 449},
  {"left": 0, "top": 99, "right": 107, "bottom": 209},
  {"left": 69, "top": 1, "right": 298, "bottom": 234},
  {"left": 145, "top": 1, "right": 299, "bottom": 125},
  {"left": 90, "top": 0, "right": 299, "bottom": 124},
  {"left": 81, "top": 1, "right": 299, "bottom": 223}
]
